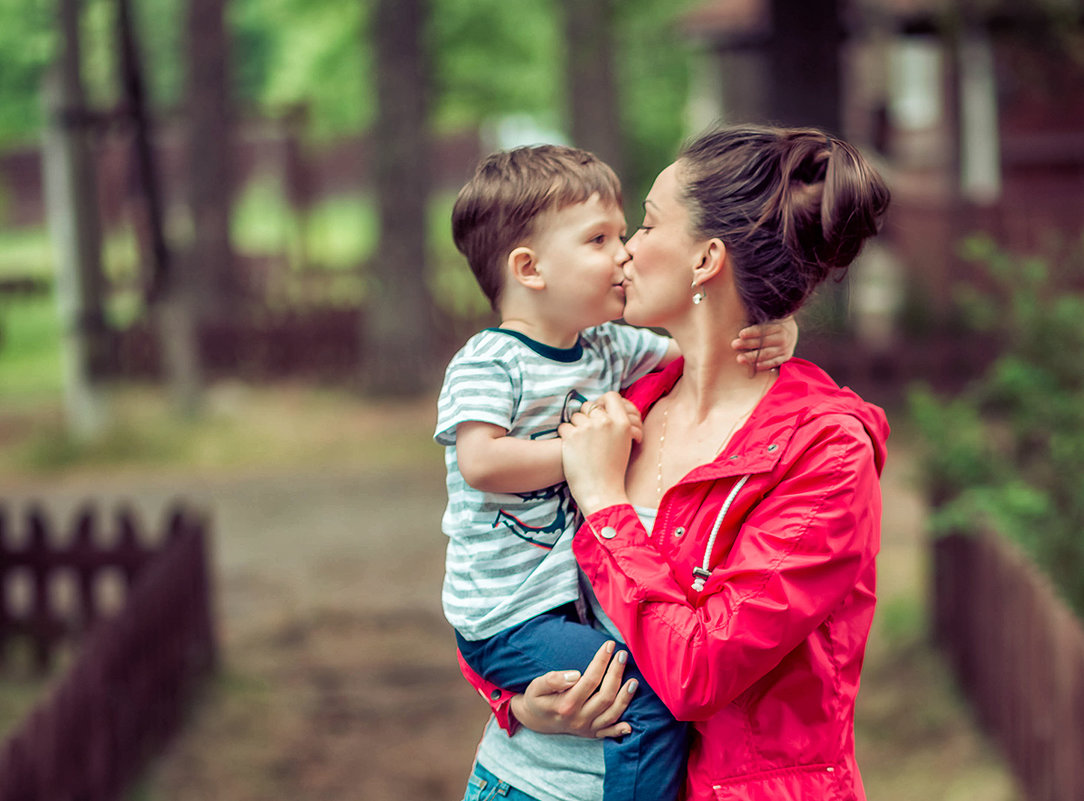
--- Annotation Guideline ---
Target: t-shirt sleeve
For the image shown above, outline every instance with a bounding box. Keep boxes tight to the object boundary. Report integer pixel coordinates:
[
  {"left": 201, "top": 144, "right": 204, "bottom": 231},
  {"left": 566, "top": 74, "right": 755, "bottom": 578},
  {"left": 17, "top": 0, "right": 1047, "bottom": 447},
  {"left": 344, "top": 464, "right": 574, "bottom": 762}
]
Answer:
[
  {"left": 597, "top": 323, "right": 671, "bottom": 389},
  {"left": 434, "top": 355, "right": 518, "bottom": 446}
]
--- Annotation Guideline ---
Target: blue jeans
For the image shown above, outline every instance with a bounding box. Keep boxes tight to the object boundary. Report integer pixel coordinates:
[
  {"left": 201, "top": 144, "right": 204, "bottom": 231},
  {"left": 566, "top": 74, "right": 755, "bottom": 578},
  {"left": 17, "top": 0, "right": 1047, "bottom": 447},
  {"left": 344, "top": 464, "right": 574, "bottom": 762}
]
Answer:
[
  {"left": 462, "top": 761, "right": 542, "bottom": 801},
  {"left": 457, "top": 605, "right": 688, "bottom": 801}
]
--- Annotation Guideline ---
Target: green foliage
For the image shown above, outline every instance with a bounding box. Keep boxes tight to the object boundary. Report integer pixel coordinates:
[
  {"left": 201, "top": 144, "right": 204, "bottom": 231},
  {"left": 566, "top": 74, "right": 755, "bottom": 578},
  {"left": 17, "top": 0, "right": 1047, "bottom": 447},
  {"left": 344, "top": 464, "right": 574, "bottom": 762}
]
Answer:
[
  {"left": 428, "top": 0, "right": 562, "bottom": 132},
  {"left": 0, "top": 0, "right": 55, "bottom": 144},
  {"left": 908, "top": 235, "right": 1084, "bottom": 616},
  {"left": 614, "top": 0, "right": 700, "bottom": 210},
  {"left": 234, "top": 0, "right": 373, "bottom": 137},
  {"left": 0, "top": 295, "right": 63, "bottom": 401}
]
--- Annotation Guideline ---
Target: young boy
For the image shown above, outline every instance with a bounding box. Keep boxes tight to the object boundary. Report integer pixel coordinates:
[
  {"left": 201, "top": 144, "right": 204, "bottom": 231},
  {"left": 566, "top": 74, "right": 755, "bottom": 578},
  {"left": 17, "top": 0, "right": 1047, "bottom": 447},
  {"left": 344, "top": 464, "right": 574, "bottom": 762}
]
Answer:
[{"left": 436, "top": 145, "right": 792, "bottom": 801}]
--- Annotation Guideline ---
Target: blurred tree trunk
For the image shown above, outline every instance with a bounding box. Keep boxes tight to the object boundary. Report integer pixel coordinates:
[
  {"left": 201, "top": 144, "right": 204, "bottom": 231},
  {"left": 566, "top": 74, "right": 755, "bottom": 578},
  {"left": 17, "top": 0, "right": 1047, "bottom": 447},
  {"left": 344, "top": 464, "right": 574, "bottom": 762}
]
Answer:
[
  {"left": 769, "top": 0, "right": 847, "bottom": 330},
  {"left": 116, "top": 0, "right": 202, "bottom": 415},
  {"left": 560, "top": 0, "right": 624, "bottom": 178},
  {"left": 43, "top": 0, "right": 108, "bottom": 437},
  {"left": 184, "top": 0, "right": 238, "bottom": 322},
  {"left": 768, "top": 0, "right": 844, "bottom": 135},
  {"left": 366, "top": 0, "right": 437, "bottom": 396}
]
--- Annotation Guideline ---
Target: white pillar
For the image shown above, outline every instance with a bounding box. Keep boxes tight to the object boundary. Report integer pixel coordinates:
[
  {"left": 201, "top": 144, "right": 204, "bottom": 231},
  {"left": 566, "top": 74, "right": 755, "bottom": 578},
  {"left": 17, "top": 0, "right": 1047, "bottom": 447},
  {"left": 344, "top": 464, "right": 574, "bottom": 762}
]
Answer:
[{"left": 958, "top": 29, "right": 1001, "bottom": 204}]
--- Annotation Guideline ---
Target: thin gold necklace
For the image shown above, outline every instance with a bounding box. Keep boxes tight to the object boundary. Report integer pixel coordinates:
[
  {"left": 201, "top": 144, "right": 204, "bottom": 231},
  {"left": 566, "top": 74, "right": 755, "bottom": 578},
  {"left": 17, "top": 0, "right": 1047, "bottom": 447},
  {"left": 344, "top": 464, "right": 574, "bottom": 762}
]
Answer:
[{"left": 656, "top": 373, "right": 774, "bottom": 499}]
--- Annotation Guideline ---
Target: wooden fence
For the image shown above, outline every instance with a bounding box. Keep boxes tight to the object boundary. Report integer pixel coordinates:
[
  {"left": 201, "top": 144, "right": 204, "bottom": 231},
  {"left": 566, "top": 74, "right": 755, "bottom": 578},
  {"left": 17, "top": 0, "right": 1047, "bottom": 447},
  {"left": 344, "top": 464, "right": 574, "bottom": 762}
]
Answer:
[
  {"left": 932, "top": 531, "right": 1084, "bottom": 801},
  {"left": 0, "top": 502, "right": 216, "bottom": 801}
]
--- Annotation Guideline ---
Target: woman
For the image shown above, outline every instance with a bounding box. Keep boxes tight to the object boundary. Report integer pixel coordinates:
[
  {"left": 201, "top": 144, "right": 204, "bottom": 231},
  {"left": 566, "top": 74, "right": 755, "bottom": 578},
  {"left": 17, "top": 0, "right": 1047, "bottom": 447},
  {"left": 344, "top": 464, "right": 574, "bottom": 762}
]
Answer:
[{"left": 464, "top": 125, "right": 890, "bottom": 801}]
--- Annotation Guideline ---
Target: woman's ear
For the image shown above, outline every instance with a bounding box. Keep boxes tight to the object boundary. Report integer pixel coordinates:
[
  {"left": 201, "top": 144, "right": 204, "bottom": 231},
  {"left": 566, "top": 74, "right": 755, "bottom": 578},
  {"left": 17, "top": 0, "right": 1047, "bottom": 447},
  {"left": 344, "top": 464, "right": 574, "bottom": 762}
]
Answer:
[
  {"left": 692, "top": 238, "right": 727, "bottom": 289},
  {"left": 508, "top": 246, "right": 545, "bottom": 290}
]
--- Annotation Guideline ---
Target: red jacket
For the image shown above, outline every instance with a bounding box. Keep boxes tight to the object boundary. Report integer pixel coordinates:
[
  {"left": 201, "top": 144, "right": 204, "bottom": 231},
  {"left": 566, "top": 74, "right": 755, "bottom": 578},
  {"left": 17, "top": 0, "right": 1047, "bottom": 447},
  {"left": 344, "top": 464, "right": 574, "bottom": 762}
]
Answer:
[
  {"left": 464, "top": 357, "right": 888, "bottom": 801},
  {"left": 576, "top": 358, "right": 887, "bottom": 800}
]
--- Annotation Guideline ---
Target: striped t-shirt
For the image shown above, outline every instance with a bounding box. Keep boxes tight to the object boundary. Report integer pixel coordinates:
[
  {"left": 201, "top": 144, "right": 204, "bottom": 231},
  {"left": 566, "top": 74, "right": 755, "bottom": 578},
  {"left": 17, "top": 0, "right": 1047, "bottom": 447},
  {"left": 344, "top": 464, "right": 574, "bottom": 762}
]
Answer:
[{"left": 436, "top": 323, "right": 671, "bottom": 640}]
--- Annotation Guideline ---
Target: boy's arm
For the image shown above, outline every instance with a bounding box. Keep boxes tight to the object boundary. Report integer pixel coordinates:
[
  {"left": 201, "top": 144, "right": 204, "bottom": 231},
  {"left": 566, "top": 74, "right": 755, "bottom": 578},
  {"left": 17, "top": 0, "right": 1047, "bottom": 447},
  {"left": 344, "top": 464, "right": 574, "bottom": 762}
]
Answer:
[
  {"left": 456, "top": 421, "right": 565, "bottom": 493},
  {"left": 656, "top": 339, "right": 681, "bottom": 368},
  {"left": 457, "top": 400, "right": 644, "bottom": 494}
]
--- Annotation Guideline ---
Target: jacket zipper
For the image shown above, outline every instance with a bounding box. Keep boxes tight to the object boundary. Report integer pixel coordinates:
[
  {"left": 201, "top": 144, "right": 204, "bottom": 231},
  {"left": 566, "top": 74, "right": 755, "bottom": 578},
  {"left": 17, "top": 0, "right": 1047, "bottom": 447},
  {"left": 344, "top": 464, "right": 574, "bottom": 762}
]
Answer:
[{"left": 691, "top": 474, "right": 751, "bottom": 592}]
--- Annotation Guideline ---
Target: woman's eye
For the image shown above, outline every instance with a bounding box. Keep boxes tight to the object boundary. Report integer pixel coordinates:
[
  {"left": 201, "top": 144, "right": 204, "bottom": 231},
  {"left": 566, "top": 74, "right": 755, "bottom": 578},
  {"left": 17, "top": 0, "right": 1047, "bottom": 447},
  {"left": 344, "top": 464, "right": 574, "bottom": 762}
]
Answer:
[{"left": 591, "top": 234, "right": 606, "bottom": 244}]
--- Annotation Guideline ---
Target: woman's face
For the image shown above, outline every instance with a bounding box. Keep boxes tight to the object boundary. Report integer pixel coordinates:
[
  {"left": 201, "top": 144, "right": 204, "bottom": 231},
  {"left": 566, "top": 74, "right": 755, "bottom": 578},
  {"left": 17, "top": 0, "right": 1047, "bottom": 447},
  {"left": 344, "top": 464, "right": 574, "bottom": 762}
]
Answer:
[{"left": 621, "top": 162, "right": 704, "bottom": 329}]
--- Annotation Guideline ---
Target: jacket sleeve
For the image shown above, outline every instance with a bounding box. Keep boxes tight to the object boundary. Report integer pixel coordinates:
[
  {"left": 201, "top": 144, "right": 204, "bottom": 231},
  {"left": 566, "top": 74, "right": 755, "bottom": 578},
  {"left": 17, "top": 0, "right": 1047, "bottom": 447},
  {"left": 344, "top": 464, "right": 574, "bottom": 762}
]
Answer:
[
  {"left": 572, "top": 416, "right": 881, "bottom": 722},
  {"left": 457, "top": 648, "right": 520, "bottom": 734}
]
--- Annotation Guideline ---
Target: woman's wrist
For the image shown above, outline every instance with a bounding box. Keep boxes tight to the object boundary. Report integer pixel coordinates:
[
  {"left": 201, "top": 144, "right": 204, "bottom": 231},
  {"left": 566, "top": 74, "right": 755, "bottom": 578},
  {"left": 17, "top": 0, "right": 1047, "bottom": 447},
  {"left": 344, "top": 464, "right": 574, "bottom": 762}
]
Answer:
[{"left": 576, "top": 492, "right": 630, "bottom": 518}]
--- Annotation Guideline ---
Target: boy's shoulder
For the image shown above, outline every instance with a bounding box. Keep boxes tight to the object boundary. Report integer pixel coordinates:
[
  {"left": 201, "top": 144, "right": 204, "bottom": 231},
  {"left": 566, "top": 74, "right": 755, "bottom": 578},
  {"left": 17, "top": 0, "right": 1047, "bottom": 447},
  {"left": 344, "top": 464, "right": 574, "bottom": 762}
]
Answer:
[
  {"left": 452, "top": 328, "right": 523, "bottom": 361},
  {"left": 445, "top": 328, "right": 541, "bottom": 377},
  {"left": 580, "top": 321, "right": 668, "bottom": 352}
]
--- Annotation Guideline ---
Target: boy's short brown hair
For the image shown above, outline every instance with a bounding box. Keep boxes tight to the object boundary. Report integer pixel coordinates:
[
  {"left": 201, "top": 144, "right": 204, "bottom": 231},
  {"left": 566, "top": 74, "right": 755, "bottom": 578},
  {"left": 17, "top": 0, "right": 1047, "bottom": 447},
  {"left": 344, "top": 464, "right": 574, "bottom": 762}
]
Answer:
[{"left": 451, "top": 144, "right": 623, "bottom": 310}]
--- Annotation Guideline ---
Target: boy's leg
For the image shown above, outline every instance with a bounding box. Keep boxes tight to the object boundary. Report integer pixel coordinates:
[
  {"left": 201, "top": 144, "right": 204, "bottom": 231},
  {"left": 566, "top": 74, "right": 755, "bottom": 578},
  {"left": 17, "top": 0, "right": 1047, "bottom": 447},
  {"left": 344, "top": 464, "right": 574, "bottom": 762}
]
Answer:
[
  {"left": 598, "top": 647, "right": 689, "bottom": 801},
  {"left": 456, "top": 609, "right": 688, "bottom": 801},
  {"left": 456, "top": 604, "right": 608, "bottom": 693}
]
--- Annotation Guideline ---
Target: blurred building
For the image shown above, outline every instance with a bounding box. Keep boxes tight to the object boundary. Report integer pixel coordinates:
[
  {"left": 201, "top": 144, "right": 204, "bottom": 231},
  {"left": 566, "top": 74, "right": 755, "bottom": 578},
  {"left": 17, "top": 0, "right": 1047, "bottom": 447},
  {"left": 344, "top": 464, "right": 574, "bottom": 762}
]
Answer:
[{"left": 681, "top": 0, "right": 1084, "bottom": 329}]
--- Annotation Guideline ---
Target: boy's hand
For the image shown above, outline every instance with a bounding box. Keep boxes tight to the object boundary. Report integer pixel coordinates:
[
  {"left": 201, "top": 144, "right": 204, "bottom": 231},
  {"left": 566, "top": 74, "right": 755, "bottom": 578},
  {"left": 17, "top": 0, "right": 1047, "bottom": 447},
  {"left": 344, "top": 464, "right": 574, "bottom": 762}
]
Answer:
[{"left": 731, "top": 315, "right": 798, "bottom": 371}]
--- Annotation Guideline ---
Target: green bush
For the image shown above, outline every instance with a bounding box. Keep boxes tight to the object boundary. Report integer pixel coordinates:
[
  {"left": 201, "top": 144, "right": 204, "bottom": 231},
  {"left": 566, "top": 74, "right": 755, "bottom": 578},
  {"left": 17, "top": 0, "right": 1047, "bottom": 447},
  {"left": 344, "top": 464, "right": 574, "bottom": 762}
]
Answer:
[{"left": 908, "top": 234, "right": 1084, "bottom": 617}]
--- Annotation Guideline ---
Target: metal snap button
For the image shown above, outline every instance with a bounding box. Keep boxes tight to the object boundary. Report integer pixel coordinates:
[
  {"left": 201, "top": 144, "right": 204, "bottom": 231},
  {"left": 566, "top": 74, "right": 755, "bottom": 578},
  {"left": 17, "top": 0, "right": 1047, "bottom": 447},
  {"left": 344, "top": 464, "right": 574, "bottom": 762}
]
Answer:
[
  {"left": 674, "top": 527, "right": 685, "bottom": 538},
  {"left": 600, "top": 526, "right": 618, "bottom": 539}
]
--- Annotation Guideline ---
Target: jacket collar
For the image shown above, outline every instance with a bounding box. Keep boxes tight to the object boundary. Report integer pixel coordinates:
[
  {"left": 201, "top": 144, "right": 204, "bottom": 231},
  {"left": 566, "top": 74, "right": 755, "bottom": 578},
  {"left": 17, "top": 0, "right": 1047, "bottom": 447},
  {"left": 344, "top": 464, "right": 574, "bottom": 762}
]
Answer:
[{"left": 627, "top": 357, "right": 889, "bottom": 482}]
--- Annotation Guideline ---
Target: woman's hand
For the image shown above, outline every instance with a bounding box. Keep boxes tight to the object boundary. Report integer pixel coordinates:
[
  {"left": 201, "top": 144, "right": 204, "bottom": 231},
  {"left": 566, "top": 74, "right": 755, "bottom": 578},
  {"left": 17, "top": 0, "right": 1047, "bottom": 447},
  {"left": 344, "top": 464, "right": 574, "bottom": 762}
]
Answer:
[
  {"left": 509, "top": 641, "right": 637, "bottom": 738},
  {"left": 558, "top": 392, "right": 634, "bottom": 516},
  {"left": 732, "top": 315, "right": 798, "bottom": 371}
]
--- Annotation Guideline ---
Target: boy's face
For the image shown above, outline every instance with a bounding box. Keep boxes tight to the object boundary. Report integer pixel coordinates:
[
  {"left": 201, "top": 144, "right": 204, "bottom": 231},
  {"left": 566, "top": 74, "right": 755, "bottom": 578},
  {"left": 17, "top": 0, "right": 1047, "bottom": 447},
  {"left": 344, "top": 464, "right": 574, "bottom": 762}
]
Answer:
[{"left": 525, "top": 194, "right": 629, "bottom": 332}]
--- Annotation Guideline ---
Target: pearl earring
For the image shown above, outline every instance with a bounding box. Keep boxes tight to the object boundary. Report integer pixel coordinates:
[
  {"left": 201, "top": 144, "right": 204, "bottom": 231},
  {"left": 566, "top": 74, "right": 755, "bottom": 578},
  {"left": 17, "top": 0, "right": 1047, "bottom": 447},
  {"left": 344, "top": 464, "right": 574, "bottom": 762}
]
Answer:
[{"left": 691, "top": 281, "right": 706, "bottom": 305}]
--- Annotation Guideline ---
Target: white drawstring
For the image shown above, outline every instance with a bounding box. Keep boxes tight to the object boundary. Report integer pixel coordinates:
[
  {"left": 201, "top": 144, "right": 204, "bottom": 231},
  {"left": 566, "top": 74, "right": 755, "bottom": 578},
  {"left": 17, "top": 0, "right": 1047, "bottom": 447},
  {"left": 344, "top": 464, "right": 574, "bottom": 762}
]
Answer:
[{"left": 692, "top": 474, "right": 750, "bottom": 592}]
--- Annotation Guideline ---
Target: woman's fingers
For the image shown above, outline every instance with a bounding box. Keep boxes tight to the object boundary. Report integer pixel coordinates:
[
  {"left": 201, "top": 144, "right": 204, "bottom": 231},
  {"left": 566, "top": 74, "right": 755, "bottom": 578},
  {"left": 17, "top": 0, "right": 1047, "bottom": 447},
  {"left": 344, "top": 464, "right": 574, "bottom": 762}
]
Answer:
[
  {"left": 509, "top": 641, "right": 634, "bottom": 739},
  {"left": 620, "top": 398, "right": 644, "bottom": 442}
]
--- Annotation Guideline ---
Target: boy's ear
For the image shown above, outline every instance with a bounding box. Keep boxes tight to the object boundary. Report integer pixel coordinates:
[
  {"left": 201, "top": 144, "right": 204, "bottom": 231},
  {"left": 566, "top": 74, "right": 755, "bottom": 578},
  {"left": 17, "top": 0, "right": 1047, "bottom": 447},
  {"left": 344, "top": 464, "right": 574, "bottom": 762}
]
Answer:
[
  {"left": 508, "top": 246, "right": 545, "bottom": 290},
  {"left": 692, "top": 238, "right": 727, "bottom": 289}
]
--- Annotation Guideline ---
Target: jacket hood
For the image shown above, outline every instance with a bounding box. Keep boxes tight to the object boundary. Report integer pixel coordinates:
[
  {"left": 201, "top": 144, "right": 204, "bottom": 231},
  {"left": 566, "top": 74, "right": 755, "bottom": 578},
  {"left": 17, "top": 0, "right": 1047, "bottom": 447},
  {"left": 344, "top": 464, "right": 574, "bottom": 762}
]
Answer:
[{"left": 627, "top": 357, "right": 890, "bottom": 476}]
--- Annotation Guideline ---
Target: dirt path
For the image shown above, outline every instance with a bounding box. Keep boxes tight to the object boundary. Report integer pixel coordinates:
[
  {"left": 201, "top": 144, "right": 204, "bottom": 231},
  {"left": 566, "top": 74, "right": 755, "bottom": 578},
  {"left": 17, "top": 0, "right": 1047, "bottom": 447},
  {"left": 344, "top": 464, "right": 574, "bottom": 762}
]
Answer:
[{"left": 3, "top": 435, "right": 1020, "bottom": 800}]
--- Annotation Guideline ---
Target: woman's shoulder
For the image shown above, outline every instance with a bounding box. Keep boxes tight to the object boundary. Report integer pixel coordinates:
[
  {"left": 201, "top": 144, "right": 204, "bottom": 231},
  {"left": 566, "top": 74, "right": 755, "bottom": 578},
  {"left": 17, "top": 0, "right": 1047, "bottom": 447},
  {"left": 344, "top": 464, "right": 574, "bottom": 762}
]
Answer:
[{"left": 775, "top": 358, "right": 889, "bottom": 471}]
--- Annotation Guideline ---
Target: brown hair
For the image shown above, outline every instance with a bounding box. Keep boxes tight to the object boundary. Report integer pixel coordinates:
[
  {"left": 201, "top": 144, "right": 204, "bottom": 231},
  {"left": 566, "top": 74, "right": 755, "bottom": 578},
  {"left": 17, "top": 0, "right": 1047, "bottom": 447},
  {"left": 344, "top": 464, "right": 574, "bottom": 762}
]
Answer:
[
  {"left": 452, "top": 145, "right": 623, "bottom": 310},
  {"left": 678, "top": 125, "right": 890, "bottom": 324}
]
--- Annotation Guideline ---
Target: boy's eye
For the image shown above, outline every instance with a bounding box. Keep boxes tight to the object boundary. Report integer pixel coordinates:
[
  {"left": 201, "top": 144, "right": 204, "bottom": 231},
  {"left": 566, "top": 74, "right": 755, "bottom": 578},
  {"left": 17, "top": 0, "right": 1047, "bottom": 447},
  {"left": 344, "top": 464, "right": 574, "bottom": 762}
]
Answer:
[{"left": 590, "top": 234, "right": 606, "bottom": 244}]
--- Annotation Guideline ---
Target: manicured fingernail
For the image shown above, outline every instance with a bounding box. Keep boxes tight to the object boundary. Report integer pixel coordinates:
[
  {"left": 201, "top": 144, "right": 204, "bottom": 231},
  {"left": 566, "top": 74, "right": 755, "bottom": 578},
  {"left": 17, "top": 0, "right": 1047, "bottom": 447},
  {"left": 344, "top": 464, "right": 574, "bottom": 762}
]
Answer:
[
  {"left": 617, "top": 650, "right": 628, "bottom": 664},
  {"left": 626, "top": 680, "right": 639, "bottom": 695},
  {"left": 621, "top": 724, "right": 632, "bottom": 735},
  {"left": 605, "top": 641, "right": 615, "bottom": 653},
  {"left": 564, "top": 671, "right": 580, "bottom": 682}
]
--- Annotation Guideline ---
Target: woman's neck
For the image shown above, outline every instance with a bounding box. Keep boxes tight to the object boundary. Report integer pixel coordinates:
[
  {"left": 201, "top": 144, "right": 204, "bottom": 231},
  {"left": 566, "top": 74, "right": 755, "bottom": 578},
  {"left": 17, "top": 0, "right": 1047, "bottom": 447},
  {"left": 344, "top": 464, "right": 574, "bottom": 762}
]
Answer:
[{"left": 666, "top": 304, "right": 772, "bottom": 422}]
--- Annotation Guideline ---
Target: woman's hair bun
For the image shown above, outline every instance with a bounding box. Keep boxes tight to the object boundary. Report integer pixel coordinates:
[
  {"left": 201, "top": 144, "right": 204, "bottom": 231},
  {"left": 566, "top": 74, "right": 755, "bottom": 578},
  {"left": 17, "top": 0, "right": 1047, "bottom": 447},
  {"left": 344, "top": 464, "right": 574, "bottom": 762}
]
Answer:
[
  {"left": 776, "top": 132, "right": 890, "bottom": 273},
  {"left": 679, "top": 125, "right": 890, "bottom": 323}
]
